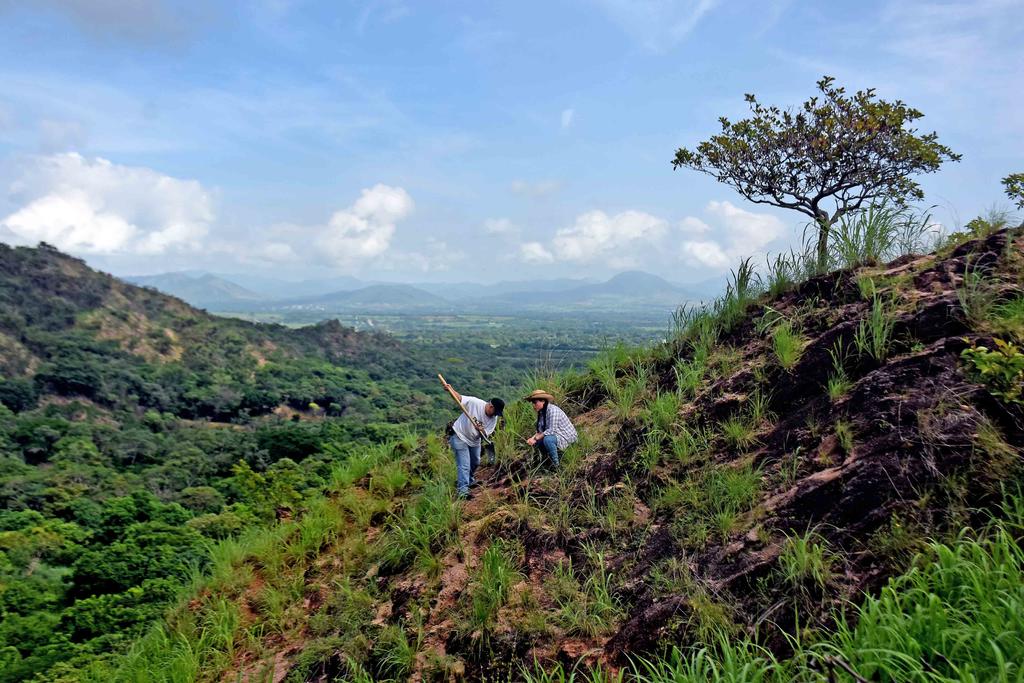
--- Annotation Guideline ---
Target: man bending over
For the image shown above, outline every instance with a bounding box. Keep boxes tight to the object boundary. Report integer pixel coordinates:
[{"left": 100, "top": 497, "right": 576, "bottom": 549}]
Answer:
[{"left": 441, "top": 379, "right": 504, "bottom": 499}]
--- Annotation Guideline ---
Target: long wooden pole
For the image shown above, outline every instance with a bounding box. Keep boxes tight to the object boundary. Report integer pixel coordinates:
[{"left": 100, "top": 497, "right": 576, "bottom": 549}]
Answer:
[{"left": 438, "top": 373, "right": 493, "bottom": 445}]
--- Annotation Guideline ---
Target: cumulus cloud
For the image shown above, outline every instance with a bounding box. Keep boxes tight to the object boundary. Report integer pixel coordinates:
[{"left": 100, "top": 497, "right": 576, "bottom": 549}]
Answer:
[
  {"left": 316, "top": 184, "right": 414, "bottom": 267},
  {"left": 519, "top": 241, "right": 554, "bottom": 264},
  {"left": 0, "top": 152, "right": 214, "bottom": 255},
  {"left": 516, "top": 209, "right": 668, "bottom": 267},
  {"left": 679, "top": 200, "right": 786, "bottom": 268},
  {"left": 553, "top": 210, "right": 667, "bottom": 262}
]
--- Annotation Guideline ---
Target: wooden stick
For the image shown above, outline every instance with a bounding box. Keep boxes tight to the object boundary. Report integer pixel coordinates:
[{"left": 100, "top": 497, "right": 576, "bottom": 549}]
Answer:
[{"left": 438, "top": 374, "right": 493, "bottom": 445}]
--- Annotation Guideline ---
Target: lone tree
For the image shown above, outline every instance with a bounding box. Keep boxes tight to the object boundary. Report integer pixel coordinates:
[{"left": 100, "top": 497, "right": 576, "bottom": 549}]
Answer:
[{"left": 673, "top": 77, "right": 960, "bottom": 269}]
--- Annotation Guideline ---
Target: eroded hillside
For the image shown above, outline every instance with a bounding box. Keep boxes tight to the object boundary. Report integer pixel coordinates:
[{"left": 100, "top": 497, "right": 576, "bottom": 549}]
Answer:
[{"left": 103, "top": 227, "right": 1023, "bottom": 682}]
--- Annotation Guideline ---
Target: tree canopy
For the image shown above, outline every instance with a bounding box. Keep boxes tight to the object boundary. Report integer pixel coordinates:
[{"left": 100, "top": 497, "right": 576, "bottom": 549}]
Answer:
[
  {"left": 1003, "top": 173, "right": 1024, "bottom": 210},
  {"left": 673, "top": 76, "right": 960, "bottom": 268}
]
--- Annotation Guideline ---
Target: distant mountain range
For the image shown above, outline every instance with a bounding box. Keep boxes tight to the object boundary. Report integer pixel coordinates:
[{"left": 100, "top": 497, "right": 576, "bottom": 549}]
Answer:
[
  {"left": 123, "top": 269, "right": 714, "bottom": 316},
  {"left": 126, "top": 272, "right": 264, "bottom": 308}
]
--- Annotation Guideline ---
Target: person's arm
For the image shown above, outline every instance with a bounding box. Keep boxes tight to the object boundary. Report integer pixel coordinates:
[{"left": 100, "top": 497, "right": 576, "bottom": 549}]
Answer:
[
  {"left": 526, "top": 406, "right": 546, "bottom": 444},
  {"left": 441, "top": 379, "right": 462, "bottom": 403}
]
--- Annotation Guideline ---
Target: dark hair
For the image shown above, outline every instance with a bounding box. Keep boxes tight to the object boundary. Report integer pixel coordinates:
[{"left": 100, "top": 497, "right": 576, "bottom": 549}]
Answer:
[{"left": 488, "top": 398, "right": 505, "bottom": 416}]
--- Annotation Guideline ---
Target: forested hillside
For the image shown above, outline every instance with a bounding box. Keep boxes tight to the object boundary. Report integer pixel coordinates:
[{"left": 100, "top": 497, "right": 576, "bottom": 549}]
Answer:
[
  {"left": 45, "top": 216, "right": 1021, "bottom": 682},
  {"left": 0, "top": 243, "right": 516, "bottom": 681},
  {"left": 0, "top": 242, "right": 460, "bottom": 426}
]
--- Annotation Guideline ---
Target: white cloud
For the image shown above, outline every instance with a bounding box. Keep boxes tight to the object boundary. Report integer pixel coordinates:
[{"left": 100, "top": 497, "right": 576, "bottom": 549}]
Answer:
[
  {"left": 519, "top": 241, "right": 554, "bottom": 264},
  {"left": 254, "top": 241, "right": 299, "bottom": 264},
  {"left": 316, "top": 184, "right": 414, "bottom": 266},
  {"left": 0, "top": 152, "right": 214, "bottom": 255},
  {"left": 679, "top": 216, "right": 711, "bottom": 235},
  {"left": 560, "top": 108, "right": 575, "bottom": 129},
  {"left": 679, "top": 200, "right": 786, "bottom": 269},
  {"left": 484, "top": 217, "right": 517, "bottom": 236},
  {"left": 552, "top": 209, "right": 667, "bottom": 262},
  {"left": 678, "top": 240, "right": 730, "bottom": 268}
]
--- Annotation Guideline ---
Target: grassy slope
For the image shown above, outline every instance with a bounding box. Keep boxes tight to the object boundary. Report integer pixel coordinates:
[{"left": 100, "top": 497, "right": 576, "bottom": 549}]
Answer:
[{"left": 83, "top": 226, "right": 1023, "bottom": 682}]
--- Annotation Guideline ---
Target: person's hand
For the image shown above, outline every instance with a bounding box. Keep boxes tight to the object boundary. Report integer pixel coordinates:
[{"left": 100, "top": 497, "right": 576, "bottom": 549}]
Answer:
[{"left": 526, "top": 436, "right": 536, "bottom": 446}]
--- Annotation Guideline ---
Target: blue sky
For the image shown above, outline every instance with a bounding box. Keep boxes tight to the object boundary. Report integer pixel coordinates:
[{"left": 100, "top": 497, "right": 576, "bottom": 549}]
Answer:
[{"left": 0, "top": 0, "right": 1020, "bottom": 284}]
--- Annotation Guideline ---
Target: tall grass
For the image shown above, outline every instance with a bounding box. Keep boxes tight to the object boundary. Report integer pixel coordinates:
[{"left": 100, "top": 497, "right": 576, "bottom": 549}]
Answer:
[
  {"left": 957, "top": 261, "right": 996, "bottom": 328},
  {"left": 832, "top": 203, "right": 939, "bottom": 269},
  {"left": 831, "top": 204, "right": 902, "bottom": 268},
  {"left": 764, "top": 244, "right": 819, "bottom": 297},
  {"left": 771, "top": 321, "right": 805, "bottom": 370},
  {"left": 672, "top": 258, "right": 762, "bottom": 348},
  {"left": 608, "top": 362, "right": 650, "bottom": 420},
  {"left": 826, "top": 341, "right": 852, "bottom": 400},
  {"left": 378, "top": 480, "right": 460, "bottom": 575},
  {"left": 548, "top": 548, "right": 622, "bottom": 638},
  {"left": 520, "top": 493, "right": 1024, "bottom": 683},
  {"left": 820, "top": 513, "right": 1024, "bottom": 681},
  {"left": 721, "top": 413, "right": 759, "bottom": 451},
  {"left": 469, "top": 541, "right": 523, "bottom": 632},
  {"left": 854, "top": 295, "right": 897, "bottom": 362},
  {"left": 778, "top": 530, "right": 835, "bottom": 590},
  {"left": 643, "top": 390, "right": 681, "bottom": 433},
  {"left": 993, "top": 294, "right": 1024, "bottom": 340}
]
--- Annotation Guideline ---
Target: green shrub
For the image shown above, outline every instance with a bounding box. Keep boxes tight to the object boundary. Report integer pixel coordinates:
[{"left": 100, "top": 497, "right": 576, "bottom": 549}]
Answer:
[{"left": 961, "top": 339, "right": 1024, "bottom": 404}]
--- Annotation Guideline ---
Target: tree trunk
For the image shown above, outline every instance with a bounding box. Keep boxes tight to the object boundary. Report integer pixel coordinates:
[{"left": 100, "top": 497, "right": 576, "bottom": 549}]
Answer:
[{"left": 815, "top": 217, "right": 831, "bottom": 272}]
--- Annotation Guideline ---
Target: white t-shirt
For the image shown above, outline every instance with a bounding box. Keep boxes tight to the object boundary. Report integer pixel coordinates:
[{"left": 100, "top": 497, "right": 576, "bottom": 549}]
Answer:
[{"left": 453, "top": 396, "right": 497, "bottom": 446}]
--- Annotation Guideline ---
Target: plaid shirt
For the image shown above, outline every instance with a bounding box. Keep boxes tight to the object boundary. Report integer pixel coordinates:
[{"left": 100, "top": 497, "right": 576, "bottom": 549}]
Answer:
[{"left": 540, "top": 403, "right": 577, "bottom": 450}]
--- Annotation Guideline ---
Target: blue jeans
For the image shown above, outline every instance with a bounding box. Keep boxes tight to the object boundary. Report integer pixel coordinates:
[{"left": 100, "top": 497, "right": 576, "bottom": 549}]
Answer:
[
  {"left": 535, "top": 434, "right": 560, "bottom": 468},
  {"left": 450, "top": 435, "right": 481, "bottom": 497}
]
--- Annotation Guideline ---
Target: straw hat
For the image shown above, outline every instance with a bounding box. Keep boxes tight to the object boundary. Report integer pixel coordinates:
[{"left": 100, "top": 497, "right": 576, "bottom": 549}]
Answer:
[{"left": 523, "top": 389, "right": 555, "bottom": 402}]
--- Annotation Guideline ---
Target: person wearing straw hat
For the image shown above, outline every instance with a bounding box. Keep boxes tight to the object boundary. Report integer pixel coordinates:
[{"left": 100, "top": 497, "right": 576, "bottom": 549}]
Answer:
[{"left": 523, "top": 389, "right": 577, "bottom": 469}]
